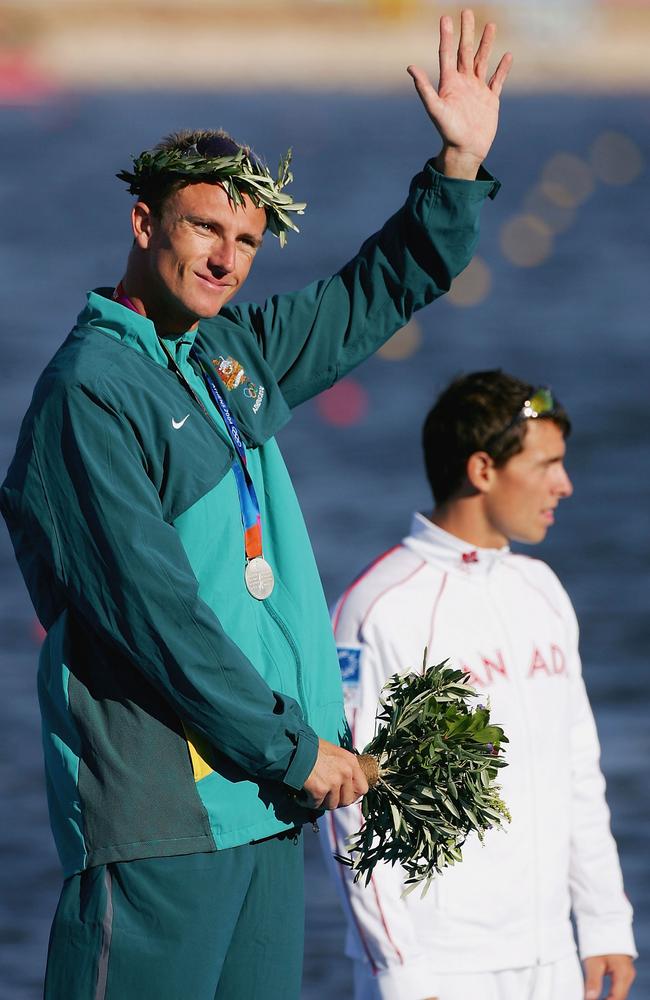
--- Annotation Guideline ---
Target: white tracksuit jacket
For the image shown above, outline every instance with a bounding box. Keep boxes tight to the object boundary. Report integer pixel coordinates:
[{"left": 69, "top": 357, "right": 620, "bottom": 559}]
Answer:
[{"left": 324, "top": 514, "right": 636, "bottom": 999}]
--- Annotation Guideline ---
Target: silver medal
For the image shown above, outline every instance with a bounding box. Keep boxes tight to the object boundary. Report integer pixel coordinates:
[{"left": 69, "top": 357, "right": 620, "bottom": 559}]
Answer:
[{"left": 245, "top": 557, "right": 275, "bottom": 600}]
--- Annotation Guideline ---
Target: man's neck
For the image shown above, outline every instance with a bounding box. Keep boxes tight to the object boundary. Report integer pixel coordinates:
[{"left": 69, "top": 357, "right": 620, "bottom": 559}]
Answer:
[
  {"left": 114, "top": 280, "right": 147, "bottom": 317},
  {"left": 430, "top": 500, "right": 508, "bottom": 550},
  {"left": 119, "top": 270, "right": 198, "bottom": 338}
]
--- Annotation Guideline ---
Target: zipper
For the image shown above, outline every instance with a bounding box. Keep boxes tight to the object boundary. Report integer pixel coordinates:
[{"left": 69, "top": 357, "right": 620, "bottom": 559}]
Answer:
[
  {"left": 263, "top": 601, "right": 307, "bottom": 719},
  {"left": 162, "top": 341, "right": 311, "bottom": 745},
  {"left": 158, "top": 338, "right": 235, "bottom": 452}
]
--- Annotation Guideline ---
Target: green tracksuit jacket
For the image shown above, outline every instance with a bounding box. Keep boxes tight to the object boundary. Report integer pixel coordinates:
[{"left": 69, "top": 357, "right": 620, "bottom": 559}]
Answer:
[{"left": 1, "top": 162, "right": 499, "bottom": 876}]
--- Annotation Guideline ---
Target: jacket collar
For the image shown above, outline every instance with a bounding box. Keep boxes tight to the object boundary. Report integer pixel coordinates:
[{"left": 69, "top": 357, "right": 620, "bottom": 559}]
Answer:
[
  {"left": 78, "top": 289, "right": 198, "bottom": 371},
  {"left": 403, "top": 512, "right": 509, "bottom": 577}
]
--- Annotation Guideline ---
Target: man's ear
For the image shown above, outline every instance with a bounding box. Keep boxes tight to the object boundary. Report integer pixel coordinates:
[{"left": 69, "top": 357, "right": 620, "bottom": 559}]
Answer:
[
  {"left": 466, "top": 451, "right": 496, "bottom": 495},
  {"left": 132, "top": 201, "right": 156, "bottom": 248}
]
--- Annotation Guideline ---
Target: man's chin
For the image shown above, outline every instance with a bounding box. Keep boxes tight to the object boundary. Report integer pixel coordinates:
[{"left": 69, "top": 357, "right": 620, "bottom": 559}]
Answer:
[
  {"left": 193, "top": 290, "right": 236, "bottom": 320},
  {"left": 511, "top": 526, "right": 548, "bottom": 546}
]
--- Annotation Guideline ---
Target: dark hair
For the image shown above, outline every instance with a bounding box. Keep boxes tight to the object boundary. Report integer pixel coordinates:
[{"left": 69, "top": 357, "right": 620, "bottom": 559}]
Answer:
[
  {"left": 422, "top": 370, "right": 571, "bottom": 505},
  {"left": 135, "top": 128, "right": 250, "bottom": 216}
]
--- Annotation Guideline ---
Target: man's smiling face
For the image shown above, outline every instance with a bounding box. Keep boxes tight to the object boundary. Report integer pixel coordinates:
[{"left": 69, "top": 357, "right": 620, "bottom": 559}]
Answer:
[{"left": 133, "top": 181, "right": 267, "bottom": 331}]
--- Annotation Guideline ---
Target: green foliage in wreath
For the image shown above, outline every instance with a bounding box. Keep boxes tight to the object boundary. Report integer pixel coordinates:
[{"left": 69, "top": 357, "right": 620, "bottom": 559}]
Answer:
[{"left": 117, "top": 144, "right": 306, "bottom": 248}]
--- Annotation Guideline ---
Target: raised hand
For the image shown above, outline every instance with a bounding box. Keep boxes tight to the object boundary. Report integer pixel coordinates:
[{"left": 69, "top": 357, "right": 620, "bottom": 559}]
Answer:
[{"left": 407, "top": 9, "right": 513, "bottom": 179}]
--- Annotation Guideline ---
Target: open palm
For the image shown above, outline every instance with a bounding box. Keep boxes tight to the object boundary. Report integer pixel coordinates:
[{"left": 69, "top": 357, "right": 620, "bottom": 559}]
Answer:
[{"left": 408, "top": 10, "right": 512, "bottom": 177}]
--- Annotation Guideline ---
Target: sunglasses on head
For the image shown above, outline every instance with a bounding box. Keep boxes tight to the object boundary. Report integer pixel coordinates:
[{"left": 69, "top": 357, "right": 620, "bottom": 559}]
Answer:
[
  {"left": 484, "top": 386, "right": 559, "bottom": 451},
  {"left": 518, "top": 387, "right": 555, "bottom": 420},
  {"left": 190, "top": 135, "right": 264, "bottom": 171}
]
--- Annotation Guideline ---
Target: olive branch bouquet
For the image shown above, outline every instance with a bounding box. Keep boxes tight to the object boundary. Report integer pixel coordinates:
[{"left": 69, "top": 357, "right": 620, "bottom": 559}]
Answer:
[{"left": 337, "top": 656, "right": 510, "bottom": 895}]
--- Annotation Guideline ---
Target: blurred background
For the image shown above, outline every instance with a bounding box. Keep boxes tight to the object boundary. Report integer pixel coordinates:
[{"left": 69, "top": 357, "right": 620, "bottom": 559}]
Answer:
[{"left": 0, "top": 1, "right": 648, "bottom": 997}]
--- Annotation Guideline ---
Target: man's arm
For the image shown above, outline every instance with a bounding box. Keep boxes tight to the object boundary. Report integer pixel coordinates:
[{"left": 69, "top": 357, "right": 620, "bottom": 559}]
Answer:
[
  {"left": 562, "top": 595, "right": 637, "bottom": 999},
  {"left": 213, "top": 10, "right": 510, "bottom": 409}
]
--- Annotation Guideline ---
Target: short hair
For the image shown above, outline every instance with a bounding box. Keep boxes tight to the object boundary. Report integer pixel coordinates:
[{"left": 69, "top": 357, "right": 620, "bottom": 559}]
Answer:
[
  {"left": 422, "top": 370, "right": 571, "bottom": 505},
  {"left": 134, "top": 128, "right": 252, "bottom": 216}
]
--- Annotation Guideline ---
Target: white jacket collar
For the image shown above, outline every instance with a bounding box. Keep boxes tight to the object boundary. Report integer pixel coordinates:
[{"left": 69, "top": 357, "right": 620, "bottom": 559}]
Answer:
[{"left": 403, "top": 512, "right": 509, "bottom": 577}]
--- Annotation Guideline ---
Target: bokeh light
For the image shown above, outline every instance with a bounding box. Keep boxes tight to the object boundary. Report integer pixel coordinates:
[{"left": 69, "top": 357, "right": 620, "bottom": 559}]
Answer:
[
  {"left": 500, "top": 214, "right": 553, "bottom": 268},
  {"left": 31, "top": 619, "right": 46, "bottom": 644},
  {"left": 522, "top": 185, "right": 576, "bottom": 235},
  {"left": 589, "top": 131, "right": 645, "bottom": 185},
  {"left": 316, "top": 378, "right": 369, "bottom": 427},
  {"left": 447, "top": 256, "right": 492, "bottom": 308},
  {"left": 377, "top": 318, "right": 422, "bottom": 360},
  {"left": 0, "top": 51, "right": 58, "bottom": 104},
  {"left": 540, "top": 153, "right": 595, "bottom": 208}
]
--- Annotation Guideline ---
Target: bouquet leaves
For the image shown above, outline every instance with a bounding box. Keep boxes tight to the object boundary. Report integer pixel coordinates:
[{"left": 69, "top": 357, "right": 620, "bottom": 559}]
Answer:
[{"left": 336, "top": 655, "right": 510, "bottom": 895}]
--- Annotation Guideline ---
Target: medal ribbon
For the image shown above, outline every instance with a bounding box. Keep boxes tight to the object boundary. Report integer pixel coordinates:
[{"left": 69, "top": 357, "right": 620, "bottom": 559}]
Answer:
[
  {"left": 112, "top": 283, "right": 264, "bottom": 563},
  {"left": 113, "top": 283, "right": 141, "bottom": 313},
  {"left": 202, "top": 371, "right": 264, "bottom": 563}
]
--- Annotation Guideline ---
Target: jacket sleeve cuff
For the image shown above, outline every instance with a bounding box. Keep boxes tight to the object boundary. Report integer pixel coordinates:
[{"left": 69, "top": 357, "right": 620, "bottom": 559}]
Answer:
[
  {"left": 282, "top": 725, "right": 319, "bottom": 791},
  {"left": 373, "top": 957, "right": 438, "bottom": 999},
  {"left": 578, "top": 920, "right": 638, "bottom": 960},
  {"left": 420, "top": 159, "right": 501, "bottom": 200}
]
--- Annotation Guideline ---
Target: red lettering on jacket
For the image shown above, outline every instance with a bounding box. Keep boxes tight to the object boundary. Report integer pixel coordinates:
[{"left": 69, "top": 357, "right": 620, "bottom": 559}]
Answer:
[
  {"left": 481, "top": 650, "right": 508, "bottom": 683},
  {"left": 551, "top": 644, "right": 566, "bottom": 675},
  {"left": 461, "top": 664, "right": 485, "bottom": 688},
  {"left": 462, "top": 650, "right": 508, "bottom": 688},
  {"left": 528, "top": 647, "right": 551, "bottom": 677}
]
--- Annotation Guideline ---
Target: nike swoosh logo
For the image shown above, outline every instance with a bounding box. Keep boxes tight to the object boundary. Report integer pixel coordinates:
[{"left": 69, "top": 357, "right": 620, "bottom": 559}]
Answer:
[{"left": 171, "top": 414, "right": 190, "bottom": 430}]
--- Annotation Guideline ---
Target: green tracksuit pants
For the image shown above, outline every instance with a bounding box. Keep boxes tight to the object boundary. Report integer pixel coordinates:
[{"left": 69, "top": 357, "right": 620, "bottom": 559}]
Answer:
[{"left": 44, "top": 832, "right": 305, "bottom": 1000}]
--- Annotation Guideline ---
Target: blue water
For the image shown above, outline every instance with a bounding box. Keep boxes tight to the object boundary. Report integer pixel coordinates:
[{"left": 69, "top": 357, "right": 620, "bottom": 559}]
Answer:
[{"left": 0, "top": 89, "right": 648, "bottom": 998}]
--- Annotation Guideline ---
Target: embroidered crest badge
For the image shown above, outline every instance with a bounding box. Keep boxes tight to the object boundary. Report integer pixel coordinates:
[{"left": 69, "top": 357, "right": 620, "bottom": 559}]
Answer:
[
  {"left": 212, "top": 356, "right": 265, "bottom": 413},
  {"left": 337, "top": 645, "right": 362, "bottom": 709}
]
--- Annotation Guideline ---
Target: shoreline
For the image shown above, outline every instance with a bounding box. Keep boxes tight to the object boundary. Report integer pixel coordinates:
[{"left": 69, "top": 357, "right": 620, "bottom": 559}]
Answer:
[{"left": 1, "top": 4, "right": 650, "bottom": 94}]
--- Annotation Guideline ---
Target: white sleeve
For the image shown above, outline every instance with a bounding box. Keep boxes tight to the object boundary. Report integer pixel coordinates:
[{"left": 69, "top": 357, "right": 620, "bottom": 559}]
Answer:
[
  {"left": 321, "top": 613, "right": 440, "bottom": 1000},
  {"left": 565, "top": 600, "right": 637, "bottom": 960}
]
